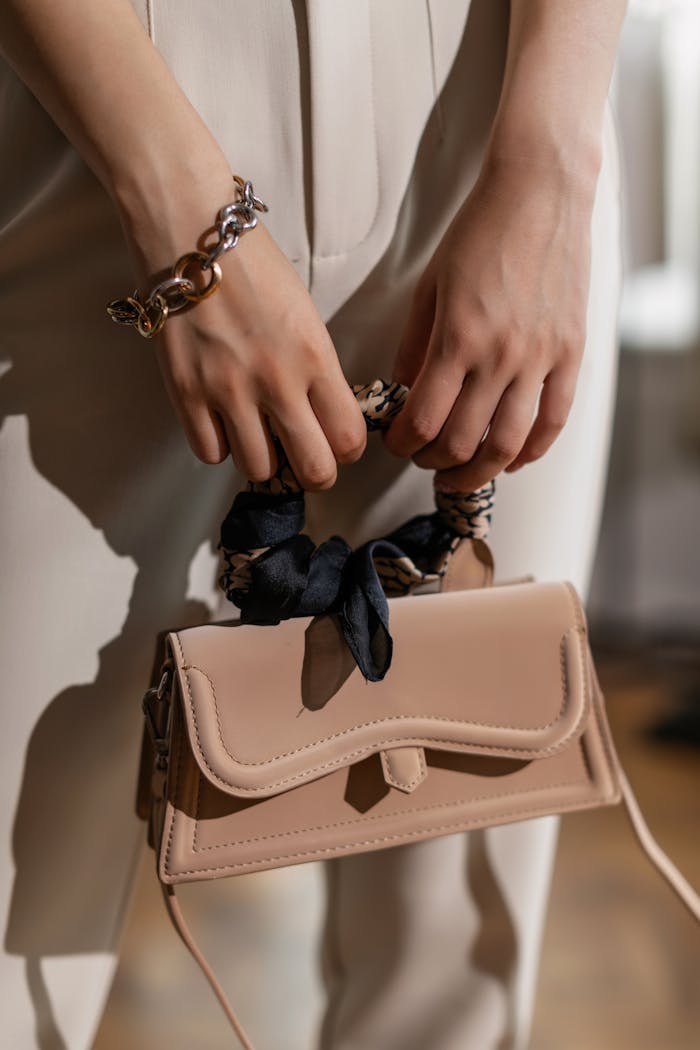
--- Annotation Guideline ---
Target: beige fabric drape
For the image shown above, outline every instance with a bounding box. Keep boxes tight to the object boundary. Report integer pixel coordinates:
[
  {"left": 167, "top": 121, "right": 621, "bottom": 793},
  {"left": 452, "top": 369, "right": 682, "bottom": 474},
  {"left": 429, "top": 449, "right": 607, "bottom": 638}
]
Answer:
[{"left": 0, "top": 2, "right": 621, "bottom": 1047}]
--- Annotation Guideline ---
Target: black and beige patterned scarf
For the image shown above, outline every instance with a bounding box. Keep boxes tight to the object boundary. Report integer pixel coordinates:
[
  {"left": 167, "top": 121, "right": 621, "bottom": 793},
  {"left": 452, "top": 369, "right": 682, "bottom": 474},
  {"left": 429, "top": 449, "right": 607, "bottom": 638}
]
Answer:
[{"left": 218, "top": 379, "right": 494, "bottom": 682}]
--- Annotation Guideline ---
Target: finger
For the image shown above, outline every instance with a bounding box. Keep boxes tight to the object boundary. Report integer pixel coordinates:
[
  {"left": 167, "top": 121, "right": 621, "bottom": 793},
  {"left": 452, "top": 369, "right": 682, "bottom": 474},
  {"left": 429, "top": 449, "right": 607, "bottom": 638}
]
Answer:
[
  {"left": 435, "top": 374, "right": 541, "bottom": 494},
  {"left": 177, "top": 402, "right": 229, "bottom": 465},
  {"left": 412, "top": 369, "right": 502, "bottom": 470},
  {"left": 269, "top": 400, "right": 337, "bottom": 491},
  {"left": 505, "top": 366, "right": 576, "bottom": 472},
  {"left": 383, "top": 334, "right": 463, "bottom": 459},
  {"left": 153, "top": 346, "right": 230, "bottom": 464},
  {"left": 391, "top": 274, "right": 437, "bottom": 388},
  {"left": 308, "top": 374, "right": 367, "bottom": 464},
  {"left": 221, "top": 404, "right": 278, "bottom": 482}
]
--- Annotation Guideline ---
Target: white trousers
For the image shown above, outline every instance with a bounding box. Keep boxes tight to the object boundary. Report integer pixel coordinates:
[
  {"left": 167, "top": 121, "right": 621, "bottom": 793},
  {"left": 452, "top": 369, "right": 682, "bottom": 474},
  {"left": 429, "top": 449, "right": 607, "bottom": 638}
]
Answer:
[{"left": 0, "top": 2, "right": 621, "bottom": 1048}]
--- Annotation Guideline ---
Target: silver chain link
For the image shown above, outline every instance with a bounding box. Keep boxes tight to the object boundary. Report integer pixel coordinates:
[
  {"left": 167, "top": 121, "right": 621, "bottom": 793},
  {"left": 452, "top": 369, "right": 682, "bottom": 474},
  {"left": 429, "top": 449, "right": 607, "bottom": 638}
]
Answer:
[
  {"left": 201, "top": 175, "right": 269, "bottom": 270},
  {"left": 106, "top": 174, "right": 269, "bottom": 338}
]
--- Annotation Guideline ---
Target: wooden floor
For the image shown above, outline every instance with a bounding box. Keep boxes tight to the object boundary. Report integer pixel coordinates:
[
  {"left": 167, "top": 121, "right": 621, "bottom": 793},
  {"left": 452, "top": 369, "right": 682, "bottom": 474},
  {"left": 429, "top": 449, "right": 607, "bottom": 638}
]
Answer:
[
  {"left": 531, "top": 642, "right": 700, "bottom": 1050},
  {"left": 94, "top": 644, "right": 700, "bottom": 1050}
]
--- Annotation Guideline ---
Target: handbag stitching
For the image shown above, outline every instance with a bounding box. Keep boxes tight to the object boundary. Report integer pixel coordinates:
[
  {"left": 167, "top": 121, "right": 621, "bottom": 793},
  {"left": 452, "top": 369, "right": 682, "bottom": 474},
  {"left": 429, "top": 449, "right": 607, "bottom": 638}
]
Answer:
[
  {"left": 192, "top": 650, "right": 569, "bottom": 741},
  {"left": 560, "top": 584, "right": 621, "bottom": 794},
  {"left": 155, "top": 585, "right": 626, "bottom": 899},
  {"left": 188, "top": 642, "right": 597, "bottom": 852},
  {"left": 168, "top": 586, "right": 596, "bottom": 869},
  {"left": 380, "top": 746, "right": 427, "bottom": 792},
  {"left": 166, "top": 638, "right": 609, "bottom": 875},
  {"left": 176, "top": 621, "right": 571, "bottom": 750},
  {"left": 563, "top": 582, "right": 588, "bottom": 639},
  {"left": 174, "top": 628, "right": 587, "bottom": 794},
  {"left": 180, "top": 662, "right": 587, "bottom": 797},
  {"left": 163, "top": 698, "right": 187, "bottom": 884},
  {"left": 190, "top": 771, "right": 591, "bottom": 854},
  {"left": 166, "top": 789, "right": 613, "bottom": 878},
  {"left": 187, "top": 628, "right": 588, "bottom": 850},
  {"left": 583, "top": 651, "right": 620, "bottom": 791},
  {"left": 172, "top": 622, "right": 582, "bottom": 782}
]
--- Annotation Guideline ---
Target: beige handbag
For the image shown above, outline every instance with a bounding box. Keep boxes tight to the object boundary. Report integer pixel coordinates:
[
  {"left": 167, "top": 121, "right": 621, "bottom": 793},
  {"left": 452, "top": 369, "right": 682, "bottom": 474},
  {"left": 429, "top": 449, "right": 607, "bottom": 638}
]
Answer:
[{"left": 137, "top": 381, "right": 699, "bottom": 1049}]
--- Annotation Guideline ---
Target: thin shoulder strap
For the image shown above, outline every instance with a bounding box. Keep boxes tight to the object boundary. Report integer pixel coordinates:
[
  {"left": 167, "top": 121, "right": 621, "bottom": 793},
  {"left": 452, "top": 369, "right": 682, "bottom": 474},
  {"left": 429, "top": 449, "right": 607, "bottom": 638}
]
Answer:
[
  {"left": 618, "top": 769, "right": 700, "bottom": 922},
  {"left": 161, "top": 883, "right": 256, "bottom": 1049},
  {"left": 157, "top": 775, "right": 700, "bottom": 1049}
]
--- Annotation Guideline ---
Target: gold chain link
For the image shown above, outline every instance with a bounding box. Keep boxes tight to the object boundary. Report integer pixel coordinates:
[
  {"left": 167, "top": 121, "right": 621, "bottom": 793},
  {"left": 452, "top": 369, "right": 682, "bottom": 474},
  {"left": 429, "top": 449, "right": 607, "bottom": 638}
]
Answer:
[
  {"left": 106, "top": 174, "right": 267, "bottom": 339},
  {"left": 173, "top": 252, "right": 222, "bottom": 302}
]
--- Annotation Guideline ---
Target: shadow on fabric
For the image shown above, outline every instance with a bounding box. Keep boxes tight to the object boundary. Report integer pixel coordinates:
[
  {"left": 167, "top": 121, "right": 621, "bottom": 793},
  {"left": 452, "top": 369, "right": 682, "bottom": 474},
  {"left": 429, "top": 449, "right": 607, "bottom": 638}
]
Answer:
[{"left": 0, "top": 1, "right": 513, "bottom": 1046}]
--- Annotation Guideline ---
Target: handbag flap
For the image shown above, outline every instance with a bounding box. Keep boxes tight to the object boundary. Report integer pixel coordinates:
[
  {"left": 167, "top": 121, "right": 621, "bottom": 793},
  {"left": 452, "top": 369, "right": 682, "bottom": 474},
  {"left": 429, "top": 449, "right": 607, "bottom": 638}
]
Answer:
[{"left": 167, "top": 581, "right": 591, "bottom": 799}]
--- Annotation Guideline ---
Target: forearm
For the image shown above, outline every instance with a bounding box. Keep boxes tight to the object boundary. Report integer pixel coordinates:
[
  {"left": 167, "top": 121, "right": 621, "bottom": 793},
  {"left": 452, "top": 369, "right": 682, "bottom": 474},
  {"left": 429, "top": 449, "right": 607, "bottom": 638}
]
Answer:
[
  {"left": 0, "top": 0, "right": 231, "bottom": 254},
  {"left": 486, "top": 0, "right": 627, "bottom": 194},
  {"left": 0, "top": 1, "right": 370, "bottom": 484}
]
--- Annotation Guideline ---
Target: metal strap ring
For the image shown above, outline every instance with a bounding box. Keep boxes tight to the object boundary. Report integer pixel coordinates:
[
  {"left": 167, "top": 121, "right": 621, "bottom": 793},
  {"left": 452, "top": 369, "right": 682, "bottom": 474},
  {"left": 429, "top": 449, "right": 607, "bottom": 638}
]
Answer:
[
  {"left": 202, "top": 233, "right": 239, "bottom": 271},
  {"left": 148, "top": 275, "right": 197, "bottom": 313},
  {"left": 149, "top": 275, "right": 195, "bottom": 300},
  {"left": 173, "top": 251, "right": 223, "bottom": 303},
  {"left": 106, "top": 295, "right": 142, "bottom": 325},
  {"left": 136, "top": 294, "right": 169, "bottom": 339}
]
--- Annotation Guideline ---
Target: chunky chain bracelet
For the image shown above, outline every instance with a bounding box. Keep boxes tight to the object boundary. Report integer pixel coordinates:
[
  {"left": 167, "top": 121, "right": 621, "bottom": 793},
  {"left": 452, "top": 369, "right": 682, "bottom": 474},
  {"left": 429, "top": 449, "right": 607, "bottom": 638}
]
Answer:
[{"left": 106, "top": 174, "right": 268, "bottom": 339}]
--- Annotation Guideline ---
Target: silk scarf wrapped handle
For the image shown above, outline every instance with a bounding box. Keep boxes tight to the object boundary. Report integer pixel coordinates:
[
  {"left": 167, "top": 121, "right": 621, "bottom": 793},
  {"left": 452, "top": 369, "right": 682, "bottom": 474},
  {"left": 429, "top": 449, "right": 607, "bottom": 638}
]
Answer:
[{"left": 217, "top": 379, "right": 495, "bottom": 681}]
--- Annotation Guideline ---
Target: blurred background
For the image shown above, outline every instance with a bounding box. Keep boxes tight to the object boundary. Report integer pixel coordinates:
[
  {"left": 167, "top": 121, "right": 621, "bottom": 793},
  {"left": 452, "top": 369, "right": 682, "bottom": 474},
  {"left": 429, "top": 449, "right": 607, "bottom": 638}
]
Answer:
[{"left": 94, "top": 2, "right": 700, "bottom": 1047}]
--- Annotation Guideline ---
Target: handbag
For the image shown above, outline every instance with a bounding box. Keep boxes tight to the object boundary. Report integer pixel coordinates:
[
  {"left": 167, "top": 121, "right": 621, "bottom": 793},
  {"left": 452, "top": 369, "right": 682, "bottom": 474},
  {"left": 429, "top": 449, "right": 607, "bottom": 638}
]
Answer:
[{"left": 136, "top": 380, "right": 699, "bottom": 1050}]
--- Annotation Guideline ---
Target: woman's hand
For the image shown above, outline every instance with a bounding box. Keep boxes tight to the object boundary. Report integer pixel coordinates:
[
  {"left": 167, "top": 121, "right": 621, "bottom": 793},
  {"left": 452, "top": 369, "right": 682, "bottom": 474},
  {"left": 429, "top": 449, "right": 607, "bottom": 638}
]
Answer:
[
  {"left": 119, "top": 163, "right": 367, "bottom": 490},
  {"left": 0, "top": 0, "right": 366, "bottom": 491},
  {"left": 383, "top": 156, "right": 597, "bottom": 492},
  {"left": 383, "top": 0, "right": 628, "bottom": 496}
]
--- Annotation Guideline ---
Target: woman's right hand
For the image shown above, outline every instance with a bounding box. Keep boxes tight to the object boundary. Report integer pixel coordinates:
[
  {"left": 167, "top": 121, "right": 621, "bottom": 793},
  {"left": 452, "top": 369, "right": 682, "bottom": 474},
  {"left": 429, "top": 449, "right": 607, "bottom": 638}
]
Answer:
[
  {"left": 118, "top": 163, "right": 367, "bottom": 490},
  {"left": 1, "top": 1, "right": 365, "bottom": 489}
]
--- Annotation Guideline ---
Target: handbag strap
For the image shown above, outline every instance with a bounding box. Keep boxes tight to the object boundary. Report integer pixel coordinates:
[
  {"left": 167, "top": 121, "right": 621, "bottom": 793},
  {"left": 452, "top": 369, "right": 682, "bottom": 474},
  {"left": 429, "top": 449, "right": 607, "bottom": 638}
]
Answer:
[
  {"left": 216, "top": 379, "right": 496, "bottom": 682},
  {"left": 157, "top": 773, "right": 700, "bottom": 1050},
  {"left": 161, "top": 883, "right": 256, "bottom": 1050},
  {"left": 618, "top": 769, "right": 700, "bottom": 920}
]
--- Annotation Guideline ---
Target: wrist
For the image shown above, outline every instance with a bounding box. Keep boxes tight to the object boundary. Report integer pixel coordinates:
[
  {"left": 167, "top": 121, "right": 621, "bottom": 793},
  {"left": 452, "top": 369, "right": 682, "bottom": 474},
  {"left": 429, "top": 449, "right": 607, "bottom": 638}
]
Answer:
[
  {"left": 111, "top": 150, "right": 240, "bottom": 277},
  {"left": 484, "top": 114, "right": 602, "bottom": 204}
]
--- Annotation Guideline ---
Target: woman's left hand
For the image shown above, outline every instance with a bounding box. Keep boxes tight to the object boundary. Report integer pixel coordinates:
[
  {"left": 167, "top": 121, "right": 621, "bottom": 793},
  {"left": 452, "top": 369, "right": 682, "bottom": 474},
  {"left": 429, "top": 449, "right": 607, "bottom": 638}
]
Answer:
[{"left": 383, "top": 156, "right": 598, "bottom": 492}]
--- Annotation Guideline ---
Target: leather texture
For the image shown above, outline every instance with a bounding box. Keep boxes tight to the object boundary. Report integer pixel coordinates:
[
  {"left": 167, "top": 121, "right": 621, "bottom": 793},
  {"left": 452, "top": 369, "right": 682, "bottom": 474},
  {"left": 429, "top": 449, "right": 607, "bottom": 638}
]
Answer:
[
  {"left": 145, "top": 540, "right": 622, "bottom": 886},
  {"left": 140, "top": 537, "right": 698, "bottom": 1050}
]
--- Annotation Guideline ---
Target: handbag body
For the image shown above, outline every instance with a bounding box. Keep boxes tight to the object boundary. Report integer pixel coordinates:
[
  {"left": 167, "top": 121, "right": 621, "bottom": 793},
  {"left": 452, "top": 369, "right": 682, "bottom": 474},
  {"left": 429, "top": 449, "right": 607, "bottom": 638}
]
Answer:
[
  {"left": 137, "top": 382, "right": 698, "bottom": 1048},
  {"left": 145, "top": 542, "right": 620, "bottom": 885},
  {"left": 138, "top": 536, "right": 698, "bottom": 1050}
]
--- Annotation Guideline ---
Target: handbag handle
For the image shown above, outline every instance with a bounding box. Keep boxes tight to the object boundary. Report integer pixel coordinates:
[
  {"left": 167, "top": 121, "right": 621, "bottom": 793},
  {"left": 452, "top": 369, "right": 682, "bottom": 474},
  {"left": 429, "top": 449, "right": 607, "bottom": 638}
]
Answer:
[
  {"left": 241, "top": 378, "right": 495, "bottom": 535},
  {"left": 216, "top": 378, "right": 496, "bottom": 681}
]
